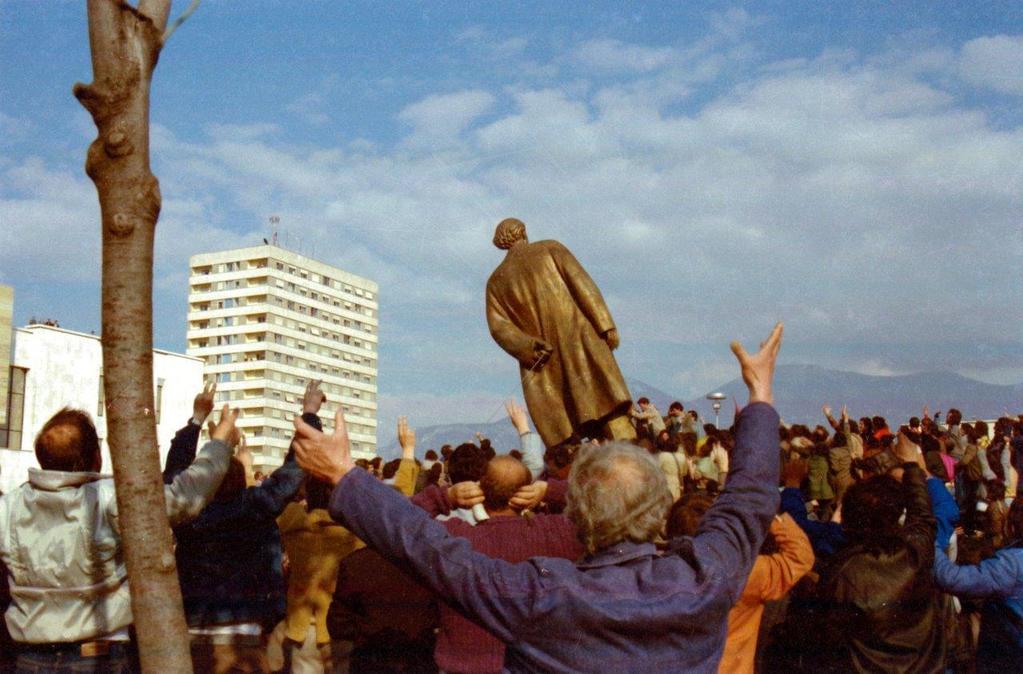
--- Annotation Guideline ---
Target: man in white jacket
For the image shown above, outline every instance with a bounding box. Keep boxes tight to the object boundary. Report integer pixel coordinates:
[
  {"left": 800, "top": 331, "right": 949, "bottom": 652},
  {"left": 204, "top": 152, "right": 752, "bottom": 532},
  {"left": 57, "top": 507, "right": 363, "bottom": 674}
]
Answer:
[{"left": 0, "top": 398, "right": 239, "bottom": 671}]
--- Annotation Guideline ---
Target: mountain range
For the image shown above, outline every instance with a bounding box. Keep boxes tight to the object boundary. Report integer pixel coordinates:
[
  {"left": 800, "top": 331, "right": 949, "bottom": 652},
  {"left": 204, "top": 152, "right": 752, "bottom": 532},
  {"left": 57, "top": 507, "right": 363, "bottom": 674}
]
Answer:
[{"left": 380, "top": 365, "right": 1022, "bottom": 456}]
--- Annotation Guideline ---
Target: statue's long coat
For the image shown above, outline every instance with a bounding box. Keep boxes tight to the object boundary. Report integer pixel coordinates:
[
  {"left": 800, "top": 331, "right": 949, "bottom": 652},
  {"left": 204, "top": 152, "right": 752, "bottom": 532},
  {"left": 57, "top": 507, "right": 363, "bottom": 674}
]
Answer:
[{"left": 486, "top": 240, "right": 632, "bottom": 448}]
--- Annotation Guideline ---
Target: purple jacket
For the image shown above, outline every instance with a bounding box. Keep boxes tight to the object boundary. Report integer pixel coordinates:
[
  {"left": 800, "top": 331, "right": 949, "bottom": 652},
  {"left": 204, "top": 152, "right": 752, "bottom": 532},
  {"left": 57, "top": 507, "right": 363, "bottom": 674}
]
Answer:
[{"left": 328, "top": 402, "right": 780, "bottom": 673}]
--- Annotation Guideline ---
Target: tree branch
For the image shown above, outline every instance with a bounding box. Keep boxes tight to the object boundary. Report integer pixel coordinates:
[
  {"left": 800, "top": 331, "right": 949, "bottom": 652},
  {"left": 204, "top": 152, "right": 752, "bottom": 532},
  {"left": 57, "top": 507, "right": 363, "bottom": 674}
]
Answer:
[
  {"left": 162, "top": 0, "right": 201, "bottom": 43},
  {"left": 137, "top": 0, "right": 172, "bottom": 33}
]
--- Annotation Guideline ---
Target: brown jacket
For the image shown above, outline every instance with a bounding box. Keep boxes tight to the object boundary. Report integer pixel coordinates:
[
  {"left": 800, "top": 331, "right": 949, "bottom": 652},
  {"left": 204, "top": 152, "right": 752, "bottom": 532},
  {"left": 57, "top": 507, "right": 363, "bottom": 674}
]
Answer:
[{"left": 486, "top": 240, "right": 631, "bottom": 447}]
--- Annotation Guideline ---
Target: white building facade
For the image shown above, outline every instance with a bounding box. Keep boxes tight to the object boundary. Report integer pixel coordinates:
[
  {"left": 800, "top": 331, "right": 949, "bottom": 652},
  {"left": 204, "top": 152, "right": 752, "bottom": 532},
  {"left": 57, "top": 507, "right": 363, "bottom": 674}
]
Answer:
[
  {"left": 0, "top": 324, "right": 204, "bottom": 494},
  {"left": 186, "top": 245, "right": 378, "bottom": 472}
]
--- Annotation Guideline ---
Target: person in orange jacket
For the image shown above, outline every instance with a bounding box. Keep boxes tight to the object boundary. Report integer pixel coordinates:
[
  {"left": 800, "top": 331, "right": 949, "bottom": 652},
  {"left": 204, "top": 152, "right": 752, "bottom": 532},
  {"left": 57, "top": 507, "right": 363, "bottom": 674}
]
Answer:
[{"left": 666, "top": 494, "right": 814, "bottom": 673}]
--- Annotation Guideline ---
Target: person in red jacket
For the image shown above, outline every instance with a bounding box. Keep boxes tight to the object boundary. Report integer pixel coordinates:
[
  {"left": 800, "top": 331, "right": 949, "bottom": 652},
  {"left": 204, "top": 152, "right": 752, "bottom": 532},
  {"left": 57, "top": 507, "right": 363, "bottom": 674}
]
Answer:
[{"left": 437, "top": 455, "right": 584, "bottom": 673}]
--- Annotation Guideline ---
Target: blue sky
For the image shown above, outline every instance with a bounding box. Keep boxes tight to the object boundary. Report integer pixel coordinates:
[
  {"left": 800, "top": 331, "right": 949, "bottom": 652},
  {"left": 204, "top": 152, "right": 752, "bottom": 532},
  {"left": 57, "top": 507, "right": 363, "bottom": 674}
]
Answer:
[{"left": 2, "top": 1, "right": 1022, "bottom": 444}]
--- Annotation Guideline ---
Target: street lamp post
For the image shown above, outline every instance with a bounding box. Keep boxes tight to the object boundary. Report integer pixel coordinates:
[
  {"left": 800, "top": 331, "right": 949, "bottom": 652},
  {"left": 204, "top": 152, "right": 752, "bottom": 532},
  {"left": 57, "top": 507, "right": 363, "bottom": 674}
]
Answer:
[{"left": 706, "top": 392, "right": 727, "bottom": 428}]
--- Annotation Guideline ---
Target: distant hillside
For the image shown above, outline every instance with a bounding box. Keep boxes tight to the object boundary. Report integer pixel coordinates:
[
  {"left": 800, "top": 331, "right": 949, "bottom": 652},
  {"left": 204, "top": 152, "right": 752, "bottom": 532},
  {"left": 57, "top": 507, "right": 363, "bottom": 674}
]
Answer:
[
  {"left": 388, "top": 420, "right": 525, "bottom": 456},
  {"left": 625, "top": 377, "right": 678, "bottom": 413},
  {"left": 683, "top": 364, "right": 1022, "bottom": 428},
  {"left": 379, "top": 377, "right": 675, "bottom": 455},
  {"left": 380, "top": 366, "right": 1022, "bottom": 455}
]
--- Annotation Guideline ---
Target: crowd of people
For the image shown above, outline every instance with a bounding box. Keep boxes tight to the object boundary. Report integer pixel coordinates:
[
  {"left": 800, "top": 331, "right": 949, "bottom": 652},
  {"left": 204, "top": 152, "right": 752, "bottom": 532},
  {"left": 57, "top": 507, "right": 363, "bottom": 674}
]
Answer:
[{"left": 1, "top": 322, "right": 1022, "bottom": 673}]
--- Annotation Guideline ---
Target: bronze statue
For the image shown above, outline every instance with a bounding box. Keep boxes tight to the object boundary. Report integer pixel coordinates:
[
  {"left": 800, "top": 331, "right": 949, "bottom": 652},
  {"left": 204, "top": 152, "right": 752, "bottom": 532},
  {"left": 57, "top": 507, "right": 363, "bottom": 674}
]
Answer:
[{"left": 486, "top": 218, "right": 635, "bottom": 448}]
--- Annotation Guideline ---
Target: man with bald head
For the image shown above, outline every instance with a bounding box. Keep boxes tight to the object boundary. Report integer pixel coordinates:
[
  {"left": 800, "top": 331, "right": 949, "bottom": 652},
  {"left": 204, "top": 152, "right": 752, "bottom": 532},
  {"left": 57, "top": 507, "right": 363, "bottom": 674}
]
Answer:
[
  {"left": 478, "top": 455, "right": 532, "bottom": 514},
  {"left": 437, "top": 454, "right": 583, "bottom": 673}
]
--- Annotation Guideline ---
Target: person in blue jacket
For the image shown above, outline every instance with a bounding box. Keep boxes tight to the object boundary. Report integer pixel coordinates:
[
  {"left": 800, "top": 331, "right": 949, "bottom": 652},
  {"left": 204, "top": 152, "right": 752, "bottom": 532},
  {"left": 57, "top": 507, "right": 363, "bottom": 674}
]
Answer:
[
  {"left": 164, "top": 380, "right": 324, "bottom": 672},
  {"left": 934, "top": 498, "right": 1023, "bottom": 673}
]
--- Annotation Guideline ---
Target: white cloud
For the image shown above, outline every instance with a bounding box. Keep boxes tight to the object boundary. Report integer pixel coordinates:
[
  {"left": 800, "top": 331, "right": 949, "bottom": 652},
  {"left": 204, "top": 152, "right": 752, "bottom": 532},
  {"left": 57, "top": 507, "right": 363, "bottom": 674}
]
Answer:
[
  {"left": 205, "top": 122, "right": 281, "bottom": 142},
  {"left": 6, "top": 25, "right": 1023, "bottom": 423},
  {"left": 573, "top": 38, "right": 677, "bottom": 73},
  {"left": 0, "top": 112, "right": 34, "bottom": 144},
  {"left": 398, "top": 90, "right": 496, "bottom": 145},
  {"left": 851, "top": 360, "right": 907, "bottom": 378},
  {"left": 286, "top": 91, "right": 330, "bottom": 126},
  {"left": 959, "top": 34, "right": 1023, "bottom": 95},
  {"left": 0, "top": 158, "right": 99, "bottom": 283},
  {"left": 706, "top": 8, "right": 761, "bottom": 42},
  {"left": 455, "top": 27, "right": 531, "bottom": 62}
]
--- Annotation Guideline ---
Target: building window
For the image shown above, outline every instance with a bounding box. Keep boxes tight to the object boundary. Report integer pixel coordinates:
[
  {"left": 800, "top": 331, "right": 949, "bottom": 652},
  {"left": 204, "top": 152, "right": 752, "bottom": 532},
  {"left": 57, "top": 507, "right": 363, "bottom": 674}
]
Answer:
[
  {"left": 155, "top": 378, "right": 165, "bottom": 424},
  {"left": 0, "top": 367, "right": 28, "bottom": 449},
  {"left": 97, "top": 373, "right": 105, "bottom": 417}
]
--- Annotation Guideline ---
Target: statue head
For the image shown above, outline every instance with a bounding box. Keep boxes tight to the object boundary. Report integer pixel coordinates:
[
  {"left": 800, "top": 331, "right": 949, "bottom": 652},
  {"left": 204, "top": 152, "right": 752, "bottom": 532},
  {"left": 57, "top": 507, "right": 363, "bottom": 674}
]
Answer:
[{"left": 493, "top": 218, "right": 528, "bottom": 250}]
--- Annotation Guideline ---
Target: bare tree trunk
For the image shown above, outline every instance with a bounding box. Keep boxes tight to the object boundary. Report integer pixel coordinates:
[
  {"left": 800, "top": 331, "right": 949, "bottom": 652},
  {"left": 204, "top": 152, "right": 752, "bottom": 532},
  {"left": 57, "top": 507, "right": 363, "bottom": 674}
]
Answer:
[{"left": 73, "top": 1, "right": 192, "bottom": 671}]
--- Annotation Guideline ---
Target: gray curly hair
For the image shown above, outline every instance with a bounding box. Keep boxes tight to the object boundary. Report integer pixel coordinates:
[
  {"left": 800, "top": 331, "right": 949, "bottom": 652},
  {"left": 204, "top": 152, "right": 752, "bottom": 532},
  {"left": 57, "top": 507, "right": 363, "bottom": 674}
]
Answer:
[
  {"left": 565, "top": 441, "right": 672, "bottom": 555},
  {"left": 493, "top": 218, "right": 527, "bottom": 249}
]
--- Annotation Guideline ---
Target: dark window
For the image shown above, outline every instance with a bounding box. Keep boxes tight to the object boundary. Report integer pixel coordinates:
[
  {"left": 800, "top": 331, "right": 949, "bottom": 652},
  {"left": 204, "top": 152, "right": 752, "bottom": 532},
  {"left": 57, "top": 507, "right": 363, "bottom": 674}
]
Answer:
[{"left": 0, "top": 367, "right": 28, "bottom": 449}]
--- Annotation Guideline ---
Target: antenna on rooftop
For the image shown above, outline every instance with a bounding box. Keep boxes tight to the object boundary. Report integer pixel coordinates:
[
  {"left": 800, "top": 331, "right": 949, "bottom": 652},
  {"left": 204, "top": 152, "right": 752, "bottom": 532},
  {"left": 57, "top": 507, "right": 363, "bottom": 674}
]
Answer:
[{"left": 268, "top": 215, "right": 280, "bottom": 246}]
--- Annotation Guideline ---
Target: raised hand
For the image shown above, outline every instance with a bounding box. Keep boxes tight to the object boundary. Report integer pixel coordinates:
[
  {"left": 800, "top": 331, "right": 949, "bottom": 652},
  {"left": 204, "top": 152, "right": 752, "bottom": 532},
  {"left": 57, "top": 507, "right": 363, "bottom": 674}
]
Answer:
[
  {"left": 821, "top": 404, "right": 832, "bottom": 419},
  {"left": 397, "top": 416, "right": 415, "bottom": 459},
  {"left": 893, "top": 430, "right": 925, "bottom": 469},
  {"left": 293, "top": 408, "right": 353, "bottom": 486},
  {"left": 840, "top": 405, "right": 848, "bottom": 423},
  {"left": 730, "top": 322, "right": 784, "bottom": 405},
  {"left": 302, "top": 379, "right": 327, "bottom": 415},
  {"left": 211, "top": 404, "right": 241, "bottom": 449},
  {"left": 193, "top": 380, "right": 216, "bottom": 423},
  {"left": 235, "top": 433, "right": 254, "bottom": 483},
  {"left": 505, "top": 400, "right": 530, "bottom": 435}
]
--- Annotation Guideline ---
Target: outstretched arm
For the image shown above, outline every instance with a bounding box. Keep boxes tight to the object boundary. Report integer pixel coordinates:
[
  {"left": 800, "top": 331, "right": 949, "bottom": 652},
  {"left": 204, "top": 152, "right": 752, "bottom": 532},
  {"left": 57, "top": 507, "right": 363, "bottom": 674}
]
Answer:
[
  {"left": 162, "top": 420, "right": 201, "bottom": 485},
  {"left": 672, "top": 324, "right": 785, "bottom": 603},
  {"left": 821, "top": 404, "right": 841, "bottom": 432},
  {"left": 934, "top": 547, "right": 1022, "bottom": 599},
  {"left": 748, "top": 514, "right": 815, "bottom": 602},
  {"left": 507, "top": 400, "right": 545, "bottom": 479},
  {"left": 243, "top": 380, "right": 324, "bottom": 516},
  {"left": 163, "top": 405, "right": 238, "bottom": 525},
  {"left": 163, "top": 381, "right": 216, "bottom": 484},
  {"left": 392, "top": 416, "right": 420, "bottom": 496},
  {"left": 890, "top": 430, "right": 937, "bottom": 566}
]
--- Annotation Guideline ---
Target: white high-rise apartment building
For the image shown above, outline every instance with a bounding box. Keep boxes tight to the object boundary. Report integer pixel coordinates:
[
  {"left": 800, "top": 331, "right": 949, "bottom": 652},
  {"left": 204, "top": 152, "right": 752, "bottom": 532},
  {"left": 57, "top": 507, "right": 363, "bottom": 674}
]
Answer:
[{"left": 186, "top": 245, "right": 378, "bottom": 472}]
